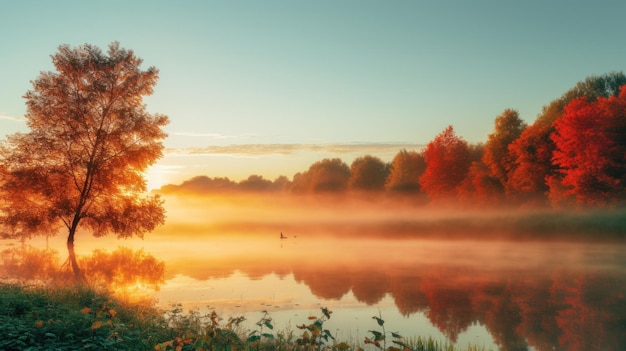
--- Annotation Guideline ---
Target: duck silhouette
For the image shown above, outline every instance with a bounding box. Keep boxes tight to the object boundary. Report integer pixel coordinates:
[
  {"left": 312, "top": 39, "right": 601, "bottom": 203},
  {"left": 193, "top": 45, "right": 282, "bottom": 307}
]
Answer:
[{"left": 280, "top": 232, "right": 287, "bottom": 239}]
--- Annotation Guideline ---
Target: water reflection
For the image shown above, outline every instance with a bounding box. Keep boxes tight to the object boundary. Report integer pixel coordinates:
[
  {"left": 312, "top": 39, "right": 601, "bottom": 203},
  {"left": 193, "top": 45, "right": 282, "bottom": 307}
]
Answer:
[
  {"left": 2, "top": 216, "right": 625, "bottom": 351},
  {"left": 155, "top": 237, "right": 626, "bottom": 351},
  {"left": 0, "top": 245, "right": 165, "bottom": 293}
]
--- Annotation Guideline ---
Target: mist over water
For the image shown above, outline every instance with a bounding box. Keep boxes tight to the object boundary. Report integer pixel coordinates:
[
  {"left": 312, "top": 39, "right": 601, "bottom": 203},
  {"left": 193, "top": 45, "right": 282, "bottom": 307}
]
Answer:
[{"left": 2, "top": 193, "right": 625, "bottom": 350}]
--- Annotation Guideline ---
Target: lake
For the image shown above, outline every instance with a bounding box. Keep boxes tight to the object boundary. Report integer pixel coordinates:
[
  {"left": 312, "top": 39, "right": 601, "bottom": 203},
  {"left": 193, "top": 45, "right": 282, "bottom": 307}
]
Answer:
[{"left": 2, "top": 194, "right": 625, "bottom": 351}]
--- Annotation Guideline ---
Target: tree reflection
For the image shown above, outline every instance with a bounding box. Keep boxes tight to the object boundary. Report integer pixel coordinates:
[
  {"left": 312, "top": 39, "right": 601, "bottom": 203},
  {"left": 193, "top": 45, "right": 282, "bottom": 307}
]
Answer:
[
  {"left": 0, "top": 245, "right": 62, "bottom": 282},
  {"left": 79, "top": 247, "right": 165, "bottom": 291},
  {"left": 162, "top": 248, "right": 626, "bottom": 351},
  {"left": 0, "top": 246, "right": 164, "bottom": 292}
]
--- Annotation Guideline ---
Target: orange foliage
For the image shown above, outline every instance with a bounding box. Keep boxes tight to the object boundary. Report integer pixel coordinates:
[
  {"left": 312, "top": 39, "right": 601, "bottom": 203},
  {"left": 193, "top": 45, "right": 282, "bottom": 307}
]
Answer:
[
  {"left": 506, "top": 123, "right": 554, "bottom": 206},
  {"left": 0, "top": 42, "right": 168, "bottom": 278},
  {"left": 419, "top": 126, "right": 471, "bottom": 201},
  {"left": 385, "top": 150, "right": 425, "bottom": 193}
]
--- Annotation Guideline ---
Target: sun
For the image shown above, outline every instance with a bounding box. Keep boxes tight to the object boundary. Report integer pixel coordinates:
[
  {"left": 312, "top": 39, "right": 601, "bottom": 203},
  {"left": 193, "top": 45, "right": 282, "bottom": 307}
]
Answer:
[{"left": 144, "top": 166, "right": 168, "bottom": 191}]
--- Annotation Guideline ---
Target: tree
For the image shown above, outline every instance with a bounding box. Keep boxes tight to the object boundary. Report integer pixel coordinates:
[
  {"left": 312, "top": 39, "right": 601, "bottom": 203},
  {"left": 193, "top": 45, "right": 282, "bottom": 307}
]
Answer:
[
  {"left": 385, "top": 150, "right": 426, "bottom": 193},
  {"left": 482, "top": 109, "right": 526, "bottom": 185},
  {"left": 271, "top": 175, "right": 292, "bottom": 192},
  {"left": 468, "top": 142, "right": 485, "bottom": 163},
  {"left": 507, "top": 72, "right": 626, "bottom": 206},
  {"left": 308, "top": 158, "right": 351, "bottom": 193},
  {"left": 348, "top": 155, "right": 388, "bottom": 192},
  {"left": 238, "top": 174, "right": 274, "bottom": 192},
  {"left": 506, "top": 123, "right": 554, "bottom": 205},
  {"left": 290, "top": 171, "right": 311, "bottom": 194},
  {"left": 419, "top": 126, "right": 471, "bottom": 201},
  {"left": 549, "top": 86, "right": 626, "bottom": 206},
  {"left": 0, "top": 42, "right": 169, "bottom": 280},
  {"left": 290, "top": 158, "right": 351, "bottom": 193},
  {"left": 457, "top": 161, "right": 504, "bottom": 207}
]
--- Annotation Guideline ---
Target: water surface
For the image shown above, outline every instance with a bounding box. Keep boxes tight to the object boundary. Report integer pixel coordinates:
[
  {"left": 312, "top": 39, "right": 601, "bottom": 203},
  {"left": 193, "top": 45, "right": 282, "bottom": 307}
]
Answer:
[{"left": 2, "top": 194, "right": 625, "bottom": 351}]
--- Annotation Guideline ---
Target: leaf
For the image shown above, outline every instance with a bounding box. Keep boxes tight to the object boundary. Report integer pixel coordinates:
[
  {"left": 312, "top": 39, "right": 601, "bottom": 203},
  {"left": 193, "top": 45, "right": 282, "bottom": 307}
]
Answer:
[
  {"left": 247, "top": 335, "right": 261, "bottom": 343},
  {"left": 372, "top": 316, "right": 385, "bottom": 326},
  {"left": 321, "top": 307, "right": 332, "bottom": 319},
  {"left": 155, "top": 341, "right": 173, "bottom": 351},
  {"left": 392, "top": 340, "right": 408, "bottom": 348},
  {"left": 264, "top": 320, "right": 274, "bottom": 330},
  {"left": 369, "top": 330, "right": 383, "bottom": 339},
  {"left": 391, "top": 332, "right": 402, "bottom": 339},
  {"left": 296, "top": 324, "right": 307, "bottom": 329},
  {"left": 262, "top": 333, "right": 274, "bottom": 339}
]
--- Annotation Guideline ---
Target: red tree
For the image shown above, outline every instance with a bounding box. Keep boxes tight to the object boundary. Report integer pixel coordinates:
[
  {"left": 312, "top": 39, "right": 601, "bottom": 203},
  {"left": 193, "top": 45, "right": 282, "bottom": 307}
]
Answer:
[
  {"left": 506, "top": 123, "right": 554, "bottom": 206},
  {"left": 419, "top": 126, "right": 471, "bottom": 201},
  {"left": 549, "top": 86, "right": 626, "bottom": 206},
  {"left": 457, "top": 161, "right": 504, "bottom": 207}
]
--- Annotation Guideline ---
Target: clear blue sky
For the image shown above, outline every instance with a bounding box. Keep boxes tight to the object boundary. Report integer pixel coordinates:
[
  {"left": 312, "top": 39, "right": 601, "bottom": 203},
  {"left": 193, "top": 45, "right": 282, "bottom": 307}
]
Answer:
[{"left": 1, "top": 1, "right": 625, "bottom": 188}]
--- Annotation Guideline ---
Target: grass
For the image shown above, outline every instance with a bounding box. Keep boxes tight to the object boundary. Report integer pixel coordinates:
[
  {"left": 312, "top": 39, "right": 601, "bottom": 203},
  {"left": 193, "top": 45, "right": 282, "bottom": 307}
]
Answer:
[{"left": 0, "top": 283, "right": 486, "bottom": 351}]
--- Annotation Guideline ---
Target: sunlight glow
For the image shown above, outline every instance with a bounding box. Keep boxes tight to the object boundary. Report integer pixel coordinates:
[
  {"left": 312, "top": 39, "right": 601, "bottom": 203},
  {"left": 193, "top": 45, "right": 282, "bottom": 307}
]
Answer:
[{"left": 145, "top": 165, "right": 178, "bottom": 191}]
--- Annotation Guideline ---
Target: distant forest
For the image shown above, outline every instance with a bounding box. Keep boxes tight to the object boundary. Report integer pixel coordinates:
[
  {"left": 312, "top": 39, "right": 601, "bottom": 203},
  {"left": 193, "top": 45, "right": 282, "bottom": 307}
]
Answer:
[{"left": 158, "top": 72, "right": 626, "bottom": 208}]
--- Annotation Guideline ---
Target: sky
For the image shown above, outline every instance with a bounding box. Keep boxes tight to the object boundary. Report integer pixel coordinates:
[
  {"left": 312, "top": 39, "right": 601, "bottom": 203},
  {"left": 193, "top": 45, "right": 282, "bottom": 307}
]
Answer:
[{"left": 1, "top": 0, "right": 625, "bottom": 189}]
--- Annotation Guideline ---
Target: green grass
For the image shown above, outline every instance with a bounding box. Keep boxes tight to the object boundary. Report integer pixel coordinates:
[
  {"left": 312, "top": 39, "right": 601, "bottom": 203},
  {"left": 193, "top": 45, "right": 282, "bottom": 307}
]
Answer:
[{"left": 0, "top": 283, "right": 485, "bottom": 351}]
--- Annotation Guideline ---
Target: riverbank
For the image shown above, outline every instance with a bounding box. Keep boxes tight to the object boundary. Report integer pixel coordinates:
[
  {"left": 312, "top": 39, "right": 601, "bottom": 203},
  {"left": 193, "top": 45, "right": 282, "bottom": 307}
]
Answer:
[{"left": 0, "top": 283, "right": 484, "bottom": 351}]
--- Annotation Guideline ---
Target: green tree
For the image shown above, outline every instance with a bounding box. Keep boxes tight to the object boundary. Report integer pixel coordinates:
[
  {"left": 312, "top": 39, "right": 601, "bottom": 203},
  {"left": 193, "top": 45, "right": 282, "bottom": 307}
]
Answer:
[
  {"left": 349, "top": 155, "right": 389, "bottom": 192},
  {"left": 0, "top": 42, "right": 168, "bottom": 280}
]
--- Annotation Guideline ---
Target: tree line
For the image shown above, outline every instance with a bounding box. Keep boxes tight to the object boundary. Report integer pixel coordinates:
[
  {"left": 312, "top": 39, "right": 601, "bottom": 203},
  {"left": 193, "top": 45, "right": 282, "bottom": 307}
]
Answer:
[
  {"left": 1, "top": 42, "right": 624, "bottom": 280},
  {"left": 161, "top": 71, "right": 626, "bottom": 208}
]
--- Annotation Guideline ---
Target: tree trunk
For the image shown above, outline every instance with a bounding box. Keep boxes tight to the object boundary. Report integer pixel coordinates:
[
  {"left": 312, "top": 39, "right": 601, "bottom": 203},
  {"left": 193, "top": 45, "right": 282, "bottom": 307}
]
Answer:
[{"left": 67, "top": 228, "right": 85, "bottom": 283}]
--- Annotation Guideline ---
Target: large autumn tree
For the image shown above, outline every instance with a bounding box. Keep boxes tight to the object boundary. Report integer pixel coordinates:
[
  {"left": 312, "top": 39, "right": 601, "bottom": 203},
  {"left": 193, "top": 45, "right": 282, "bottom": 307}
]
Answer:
[
  {"left": 482, "top": 109, "right": 526, "bottom": 186},
  {"left": 507, "top": 72, "right": 626, "bottom": 205},
  {"left": 0, "top": 42, "right": 169, "bottom": 279},
  {"left": 419, "top": 126, "right": 471, "bottom": 201},
  {"left": 549, "top": 86, "right": 626, "bottom": 206}
]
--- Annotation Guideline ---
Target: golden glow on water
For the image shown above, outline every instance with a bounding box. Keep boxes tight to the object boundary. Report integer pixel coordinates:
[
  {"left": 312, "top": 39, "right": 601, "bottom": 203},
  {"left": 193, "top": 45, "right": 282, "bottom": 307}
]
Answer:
[{"left": 3, "top": 194, "right": 626, "bottom": 350}]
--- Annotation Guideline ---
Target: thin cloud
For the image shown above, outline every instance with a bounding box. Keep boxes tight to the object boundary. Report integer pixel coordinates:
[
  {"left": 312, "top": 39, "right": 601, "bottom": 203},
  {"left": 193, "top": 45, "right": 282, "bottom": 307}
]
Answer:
[
  {"left": 165, "top": 143, "right": 424, "bottom": 157},
  {"left": 0, "top": 114, "right": 25, "bottom": 122},
  {"left": 169, "top": 131, "right": 257, "bottom": 139}
]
